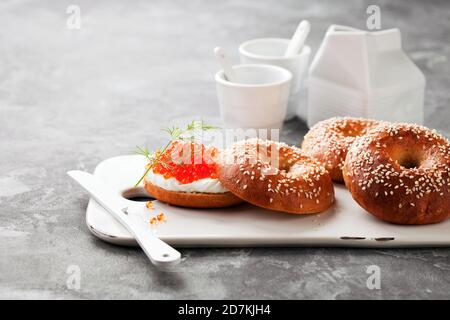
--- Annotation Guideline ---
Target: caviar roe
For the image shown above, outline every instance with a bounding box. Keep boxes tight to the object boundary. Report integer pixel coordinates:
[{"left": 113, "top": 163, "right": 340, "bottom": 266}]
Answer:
[
  {"left": 151, "top": 141, "right": 219, "bottom": 184},
  {"left": 149, "top": 217, "right": 158, "bottom": 225}
]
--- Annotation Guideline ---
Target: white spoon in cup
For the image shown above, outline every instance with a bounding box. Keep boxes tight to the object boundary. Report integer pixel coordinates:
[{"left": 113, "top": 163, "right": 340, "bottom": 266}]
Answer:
[
  {"left": 284, "top": 20, "right": 311, "bottom": 57},
  {"left": 214, "top": 47, "right": 237, "bottom": 82}
]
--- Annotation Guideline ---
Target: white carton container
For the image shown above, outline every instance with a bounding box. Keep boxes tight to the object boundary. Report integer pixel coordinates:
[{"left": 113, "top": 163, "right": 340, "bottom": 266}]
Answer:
[{"left": 308, "top": 25, "right": 425, "bottom": 127}]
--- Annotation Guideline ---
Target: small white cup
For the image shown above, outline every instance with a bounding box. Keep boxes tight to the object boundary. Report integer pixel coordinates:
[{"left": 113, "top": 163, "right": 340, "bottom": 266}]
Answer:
[
  {"left": 239, "top": 38, "right": 311, "bottom": 121},
  {"left": 215, "top": 64, "right": 291, "bottom": 131}
]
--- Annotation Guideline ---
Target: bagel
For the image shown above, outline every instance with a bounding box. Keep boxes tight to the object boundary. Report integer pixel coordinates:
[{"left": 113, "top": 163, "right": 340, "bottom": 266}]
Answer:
[
  {"left": 302, "top": 117, "right": 381, "bottom": 182},
  {"left": 343, "top": 123, "right": 450, "bottom": 225},
  {"left": 142, "top": 140, "right": 243, "bottom": 208},
  {"left": 143, "top": 180, "right": 243, "bottom": 208},
  {"left": 218, "top": 139, "right": 335, "bottom": 214}
]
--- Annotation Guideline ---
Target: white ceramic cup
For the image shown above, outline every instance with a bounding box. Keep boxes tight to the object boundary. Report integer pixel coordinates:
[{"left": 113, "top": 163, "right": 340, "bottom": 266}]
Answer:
[
  {"left": 239, "top": 38, "right": 311, "bottom": 121},
  {"left": 215, "top": 64, "right": 291, "bottom": 131}
]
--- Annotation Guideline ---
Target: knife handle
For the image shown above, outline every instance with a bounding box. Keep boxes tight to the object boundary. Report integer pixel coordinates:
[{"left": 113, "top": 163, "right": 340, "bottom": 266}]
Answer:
[
  {"left": 126, "top": 213, "right": 181, "bottom": 267},
  {"left": 67, "top": 170, "right": 181, "bottom": 268}
]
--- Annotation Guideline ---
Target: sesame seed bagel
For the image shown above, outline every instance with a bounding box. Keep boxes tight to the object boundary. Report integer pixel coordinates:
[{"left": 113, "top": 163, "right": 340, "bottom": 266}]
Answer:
[
  {"left": 343, "top": 123, "right": 450, "bottom": 225},
  {"left": 218, "top": 139, "right": 335, "bottom": 214},
  {"left": 302, "top": 117, "right": 382, "bottom": 182}
]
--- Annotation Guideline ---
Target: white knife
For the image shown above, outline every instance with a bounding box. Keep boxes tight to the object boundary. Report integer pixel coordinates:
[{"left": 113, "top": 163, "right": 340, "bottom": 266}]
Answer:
[{"left": 67, "top": 170, "right": 181, "bottom": 268}]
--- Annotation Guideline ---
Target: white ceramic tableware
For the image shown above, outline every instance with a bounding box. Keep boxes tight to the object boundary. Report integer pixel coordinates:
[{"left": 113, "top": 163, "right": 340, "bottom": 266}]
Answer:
[
  {"left": 214, "top": 47, "right": 237, "bottom": 82},
  {"left": 239, "top": 38, "right": 311, "bottom": 121},
  {"left": 284, "top": 20, "right": 311, "bottom": 57},
  {"left": 308, "top": 25, "right": 425, "bottom": 127},
  {"left": 215, "top": 64, "right": 291, "bottom": 131},
  {"left": 68, "top": 170, "right": 181, "bottom": 268},
  {"left": 86, "top": 155, "right": 450, "bottom": 248}
]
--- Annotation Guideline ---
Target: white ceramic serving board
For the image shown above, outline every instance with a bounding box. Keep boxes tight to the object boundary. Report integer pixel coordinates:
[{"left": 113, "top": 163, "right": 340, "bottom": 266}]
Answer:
[{"left": 85, "top": 155, "right": 450, "bottom": 247}]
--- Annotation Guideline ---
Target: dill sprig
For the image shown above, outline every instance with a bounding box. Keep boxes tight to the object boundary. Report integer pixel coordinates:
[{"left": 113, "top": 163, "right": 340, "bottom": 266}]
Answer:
[
  {"left": 134, "top": 120, "right": 219, "bottom": 187},
  {"left": 135, "top": 146, "right": 152, "bottom": 160}
]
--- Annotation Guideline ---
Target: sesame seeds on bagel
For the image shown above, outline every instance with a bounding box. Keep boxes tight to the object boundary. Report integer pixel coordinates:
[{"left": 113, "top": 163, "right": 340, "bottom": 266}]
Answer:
[
  {"left": 302, "top": 117, "right": 382, "bottom": 182},
  {"left": 218, "top": 139, "right": 335, "bottom": 214},
  {"left": 342, "top": 122, "right": 450, "bottom": 224}
]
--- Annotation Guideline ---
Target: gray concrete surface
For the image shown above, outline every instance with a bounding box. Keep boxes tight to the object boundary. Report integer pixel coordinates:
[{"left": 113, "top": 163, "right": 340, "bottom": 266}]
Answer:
[{"left": 1, "top": 0, "right": 449, "bottom": 299}]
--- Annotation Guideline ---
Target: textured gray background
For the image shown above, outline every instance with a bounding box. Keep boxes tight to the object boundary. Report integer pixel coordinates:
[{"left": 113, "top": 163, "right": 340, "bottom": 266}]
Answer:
[{"left": 1, "top": 0, "right": 449, "bottom": 299}]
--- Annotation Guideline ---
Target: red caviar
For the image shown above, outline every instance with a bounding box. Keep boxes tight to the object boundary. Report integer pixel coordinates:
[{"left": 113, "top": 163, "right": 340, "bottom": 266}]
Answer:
[
  {"left": 152, "top": 141, "right": 219, "bottom": 184},
  {"left": 149, "top": 217, "right": 158, "bottom": 225},
  {"left": 157, "top": 213, "right": 166, "bottom": 222}
]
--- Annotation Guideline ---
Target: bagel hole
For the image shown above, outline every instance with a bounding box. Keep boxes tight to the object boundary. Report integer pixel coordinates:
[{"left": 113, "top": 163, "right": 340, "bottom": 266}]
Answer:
[
  {"left": 279, "top": 162, "right": 292, "bottom": 172},
  {"left": 342, "top": 130, "right": 361, "bottom": 137},
  {"left": 340, "top": 125, "right": 368, "bottom": 138},
  {"left": 398, "top": 154, "right": 422, "bottom": 169},
  {"left": 122, "top": 187, "right": 155, "bottom": 202}
]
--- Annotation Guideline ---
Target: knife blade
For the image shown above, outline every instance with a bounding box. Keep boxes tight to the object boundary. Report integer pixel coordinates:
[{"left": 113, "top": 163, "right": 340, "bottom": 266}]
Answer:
[{"left": 67, "top": 170, "right": 181, "bottom": 268}]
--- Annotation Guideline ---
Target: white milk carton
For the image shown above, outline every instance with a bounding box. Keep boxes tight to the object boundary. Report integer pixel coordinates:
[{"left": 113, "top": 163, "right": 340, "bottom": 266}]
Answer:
[{"left": 308, "top": 25, "right": 425, "bottom": 127}]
